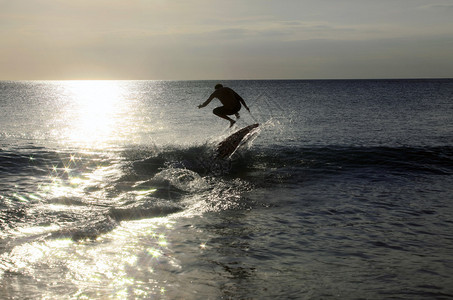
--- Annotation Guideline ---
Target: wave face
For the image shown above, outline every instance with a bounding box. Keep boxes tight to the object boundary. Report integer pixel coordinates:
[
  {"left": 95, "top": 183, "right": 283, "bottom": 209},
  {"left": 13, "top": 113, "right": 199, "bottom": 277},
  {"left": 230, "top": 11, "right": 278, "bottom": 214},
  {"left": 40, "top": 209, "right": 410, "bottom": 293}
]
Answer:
[
  {"left": 2, "top": 144, "right": 451, "bottom": 240},
  {"left": 0, "top": 142, "right": 254, "bottom": 242}
]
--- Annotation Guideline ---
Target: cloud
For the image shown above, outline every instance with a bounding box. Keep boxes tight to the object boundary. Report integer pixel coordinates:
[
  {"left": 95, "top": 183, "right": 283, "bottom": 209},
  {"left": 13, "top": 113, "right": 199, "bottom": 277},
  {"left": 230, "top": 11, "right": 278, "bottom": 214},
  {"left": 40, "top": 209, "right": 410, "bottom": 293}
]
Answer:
[
  {"left": 1, "top": 0, "right": 453, "bottom": 79},
  {"left": 417, "top": 3, "right": 453, "bottom": 10}
]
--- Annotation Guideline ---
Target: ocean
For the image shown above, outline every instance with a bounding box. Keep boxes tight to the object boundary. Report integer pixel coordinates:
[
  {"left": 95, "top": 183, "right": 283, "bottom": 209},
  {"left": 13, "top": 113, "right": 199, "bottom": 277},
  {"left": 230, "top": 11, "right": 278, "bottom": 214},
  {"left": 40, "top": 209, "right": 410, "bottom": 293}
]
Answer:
[{"left": 0, "top": 79, "right": 452, "bottom": 299}]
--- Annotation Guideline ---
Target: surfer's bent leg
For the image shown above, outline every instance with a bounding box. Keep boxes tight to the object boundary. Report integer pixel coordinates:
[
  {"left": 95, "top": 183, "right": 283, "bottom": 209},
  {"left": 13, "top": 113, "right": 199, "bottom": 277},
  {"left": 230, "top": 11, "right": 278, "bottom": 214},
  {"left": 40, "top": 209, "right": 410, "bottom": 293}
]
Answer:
[{"left": 213, "top": 107, "right": 236, "bottom": 127}]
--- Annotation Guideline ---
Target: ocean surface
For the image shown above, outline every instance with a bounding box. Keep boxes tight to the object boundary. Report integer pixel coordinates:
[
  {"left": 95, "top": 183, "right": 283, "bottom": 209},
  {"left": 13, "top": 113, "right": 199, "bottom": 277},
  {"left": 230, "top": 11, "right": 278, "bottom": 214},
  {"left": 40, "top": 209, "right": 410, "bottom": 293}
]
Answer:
[{"left": 1, "top": 79, "right": 452, "bottom": 299}]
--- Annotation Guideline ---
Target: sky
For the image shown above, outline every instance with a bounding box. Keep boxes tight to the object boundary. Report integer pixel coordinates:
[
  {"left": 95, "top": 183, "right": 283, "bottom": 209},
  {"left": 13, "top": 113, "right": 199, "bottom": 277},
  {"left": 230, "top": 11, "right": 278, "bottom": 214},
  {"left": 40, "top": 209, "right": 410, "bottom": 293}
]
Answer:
[{"left": 1, "top": 0, "right": 453, "bottom": 80}]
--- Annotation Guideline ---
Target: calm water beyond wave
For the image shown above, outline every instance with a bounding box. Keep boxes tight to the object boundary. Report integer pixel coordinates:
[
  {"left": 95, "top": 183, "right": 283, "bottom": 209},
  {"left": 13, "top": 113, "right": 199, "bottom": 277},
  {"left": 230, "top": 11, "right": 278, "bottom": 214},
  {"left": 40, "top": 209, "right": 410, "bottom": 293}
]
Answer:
[{"left": 1, "top": 79, "right": 453, "bottom": 299}]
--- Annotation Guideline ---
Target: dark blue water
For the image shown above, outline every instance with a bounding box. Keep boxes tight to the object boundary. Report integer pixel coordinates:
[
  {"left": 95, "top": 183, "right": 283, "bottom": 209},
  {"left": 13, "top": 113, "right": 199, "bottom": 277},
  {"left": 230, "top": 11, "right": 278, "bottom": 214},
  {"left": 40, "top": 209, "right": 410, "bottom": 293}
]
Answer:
[{"left": 1, "top": 79, "right": 453, "bottom": 299}]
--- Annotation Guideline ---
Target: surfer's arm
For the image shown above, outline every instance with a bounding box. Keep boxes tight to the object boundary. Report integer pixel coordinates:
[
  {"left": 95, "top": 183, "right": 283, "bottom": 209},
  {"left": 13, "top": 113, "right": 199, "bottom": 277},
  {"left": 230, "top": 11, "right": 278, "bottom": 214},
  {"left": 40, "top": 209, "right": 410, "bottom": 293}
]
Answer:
[
  {"left": 198, "top": 93, "right": 216, "bottom": 108},
  {"left": 234, "top": 91, "right": 250, "bottom": 111}
]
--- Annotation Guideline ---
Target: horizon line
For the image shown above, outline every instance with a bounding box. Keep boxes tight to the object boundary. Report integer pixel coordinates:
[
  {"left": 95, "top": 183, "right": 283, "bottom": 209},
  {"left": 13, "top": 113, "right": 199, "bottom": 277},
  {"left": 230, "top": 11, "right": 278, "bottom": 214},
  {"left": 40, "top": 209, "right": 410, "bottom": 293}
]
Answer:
[{"left": 1, "top": 77, "right": 452, "bottom": 82}]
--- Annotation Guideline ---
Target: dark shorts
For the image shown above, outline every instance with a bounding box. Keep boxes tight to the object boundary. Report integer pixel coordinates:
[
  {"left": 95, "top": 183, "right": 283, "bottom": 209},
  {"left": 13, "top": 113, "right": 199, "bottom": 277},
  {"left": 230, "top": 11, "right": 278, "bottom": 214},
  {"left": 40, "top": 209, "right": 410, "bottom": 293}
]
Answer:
[{"left": 213, "top": 105, "right": 241, "bottom": 116}]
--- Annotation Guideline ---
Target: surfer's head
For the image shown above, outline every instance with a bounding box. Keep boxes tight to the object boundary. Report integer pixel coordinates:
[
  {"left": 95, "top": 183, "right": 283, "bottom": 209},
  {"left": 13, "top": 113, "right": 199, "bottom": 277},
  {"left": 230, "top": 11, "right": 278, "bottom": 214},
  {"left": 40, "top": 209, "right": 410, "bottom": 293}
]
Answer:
[{"left": 215, "top": 83, "right": 223, "bottom": 90}]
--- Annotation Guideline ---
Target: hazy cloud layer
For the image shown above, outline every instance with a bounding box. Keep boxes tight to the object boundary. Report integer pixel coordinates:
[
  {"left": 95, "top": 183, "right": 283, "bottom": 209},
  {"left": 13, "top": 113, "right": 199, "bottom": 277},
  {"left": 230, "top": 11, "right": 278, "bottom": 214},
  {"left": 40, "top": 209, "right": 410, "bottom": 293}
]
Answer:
[{"left": 1, "top": 0, "right": 452, "bottom": 79}]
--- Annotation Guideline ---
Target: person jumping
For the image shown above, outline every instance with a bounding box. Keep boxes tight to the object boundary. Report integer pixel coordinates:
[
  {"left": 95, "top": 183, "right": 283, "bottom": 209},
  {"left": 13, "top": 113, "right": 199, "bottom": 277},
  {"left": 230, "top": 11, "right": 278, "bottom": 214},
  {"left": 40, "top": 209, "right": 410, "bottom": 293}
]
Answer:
[{"left": 198, "top": 84, "right": 250, "bottom": 127}]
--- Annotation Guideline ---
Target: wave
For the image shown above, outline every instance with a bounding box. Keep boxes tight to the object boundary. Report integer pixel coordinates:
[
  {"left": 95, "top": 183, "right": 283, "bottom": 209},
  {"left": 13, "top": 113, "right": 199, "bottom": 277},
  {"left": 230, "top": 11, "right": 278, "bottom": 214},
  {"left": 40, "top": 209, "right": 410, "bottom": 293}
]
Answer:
[
  {"left": 1, "top": 143, "right": 452, "bottom": 243},
  {"left": 234, "top": 145, "right": 453, "bottom": 186},
  {"left": 0, "top": 147, "right": 106, "bottom": 178},
  {"left": 2, "top": 144, "right": 452, "bottom": 193},
  {"left": 1, "top": 144, "right": 452, "bottom": 185}
]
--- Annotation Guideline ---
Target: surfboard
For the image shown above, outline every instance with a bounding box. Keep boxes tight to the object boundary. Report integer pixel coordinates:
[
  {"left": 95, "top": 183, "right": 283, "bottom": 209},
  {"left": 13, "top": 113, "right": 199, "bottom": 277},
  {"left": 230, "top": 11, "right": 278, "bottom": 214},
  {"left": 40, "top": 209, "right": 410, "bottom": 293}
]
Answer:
[{"left": 216, "top": 123, "right": 259, "bottom": 159}]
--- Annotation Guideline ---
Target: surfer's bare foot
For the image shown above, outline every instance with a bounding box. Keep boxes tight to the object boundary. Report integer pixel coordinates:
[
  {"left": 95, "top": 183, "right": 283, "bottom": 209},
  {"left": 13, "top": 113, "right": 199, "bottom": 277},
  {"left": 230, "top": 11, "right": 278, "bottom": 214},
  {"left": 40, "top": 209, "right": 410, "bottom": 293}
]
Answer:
[{"left": 229, "top": 120, "right": 236, "bottom": 128}]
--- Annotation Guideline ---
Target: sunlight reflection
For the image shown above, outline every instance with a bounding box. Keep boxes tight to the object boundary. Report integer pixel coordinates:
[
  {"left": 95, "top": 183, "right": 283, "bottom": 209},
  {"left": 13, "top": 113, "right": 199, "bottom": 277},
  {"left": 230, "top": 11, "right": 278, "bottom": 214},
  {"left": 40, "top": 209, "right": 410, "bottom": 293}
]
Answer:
[
  {"left": 2, "top": 212, "right": 178, "bottom": 298},
  {"left": 62, "top": 81, "right": 128, "bottom": 148},
  {"left": 14, "top": 224, "right": 60, "bottom": 237}
]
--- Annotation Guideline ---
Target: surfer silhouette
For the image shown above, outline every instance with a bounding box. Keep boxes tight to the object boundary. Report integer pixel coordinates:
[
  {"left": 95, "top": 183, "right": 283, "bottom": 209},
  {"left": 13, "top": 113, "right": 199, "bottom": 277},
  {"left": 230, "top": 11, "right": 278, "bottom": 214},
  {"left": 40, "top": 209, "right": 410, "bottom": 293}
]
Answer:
[{"left": 198, "top": 84, "right": 250, "bottom": 127}]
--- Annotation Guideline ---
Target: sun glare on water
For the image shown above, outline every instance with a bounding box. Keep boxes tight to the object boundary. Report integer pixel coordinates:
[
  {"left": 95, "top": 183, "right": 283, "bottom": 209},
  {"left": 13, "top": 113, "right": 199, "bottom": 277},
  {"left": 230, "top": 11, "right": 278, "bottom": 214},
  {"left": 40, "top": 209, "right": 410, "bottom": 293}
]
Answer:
[{"left": 61, "top": 81, "right": 128, "bottom": 148}]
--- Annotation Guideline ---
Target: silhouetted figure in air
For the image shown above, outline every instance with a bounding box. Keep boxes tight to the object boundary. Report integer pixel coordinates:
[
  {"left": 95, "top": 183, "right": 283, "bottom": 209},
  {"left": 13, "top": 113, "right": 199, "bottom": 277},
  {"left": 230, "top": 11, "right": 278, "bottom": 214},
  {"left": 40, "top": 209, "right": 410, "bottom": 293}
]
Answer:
[{"left": 198, "top": 84, "right": 250, "bottom": 127}]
